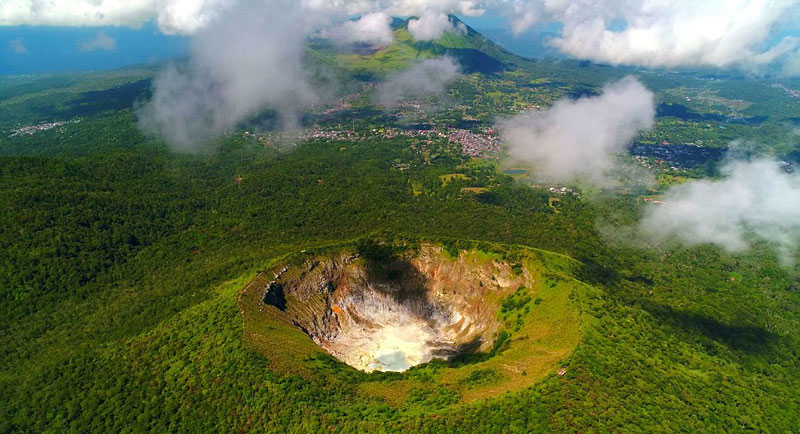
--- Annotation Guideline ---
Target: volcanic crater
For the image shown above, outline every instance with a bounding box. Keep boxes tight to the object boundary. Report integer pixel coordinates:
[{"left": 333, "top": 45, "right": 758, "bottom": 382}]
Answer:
[{"left": 242, "top": 243, "right": 536, "bottom": 372}]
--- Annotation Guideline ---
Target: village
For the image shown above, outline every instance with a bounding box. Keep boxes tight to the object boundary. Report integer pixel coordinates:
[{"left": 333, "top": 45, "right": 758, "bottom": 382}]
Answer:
[
  {"left": 7, "top": 120, "right": 77, "bottom": 137},
  {"left": 247, "top": 123, "right": 502, "bottom": 159},
  {"left": 770, "top": 82, "right": 800, "bottom": 98}
]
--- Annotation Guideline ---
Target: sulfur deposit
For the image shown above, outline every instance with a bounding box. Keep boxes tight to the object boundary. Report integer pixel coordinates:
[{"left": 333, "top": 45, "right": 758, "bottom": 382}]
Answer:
[{"left": 243, "top": 244, "right": 534, "bottom": 372}]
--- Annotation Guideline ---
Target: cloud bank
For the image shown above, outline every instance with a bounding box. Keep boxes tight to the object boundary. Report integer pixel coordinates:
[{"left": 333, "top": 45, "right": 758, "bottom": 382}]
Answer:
[
  {"left": 0, "top": 0, "right": 234, "bottom": 35},
  {"left": 500, "top": 76, "right": 655, "bottom": 184},
  {"left": 137, "top": 1, "right": 323, "bottom": 150},
  {"left": 320, "top": 12, "right": 394, "bottom": 47},
  {"left": 0, "top": 0, "right": 480, "bottom": 34},
  {"left": 640, "top": 159, "right": 800, "bottom": 264},
  {"left": 509, "top": 0, "right": 800, "bottom": 74},
  {"left": 80, "top": 31, "right": 117, "bottom": 51},
  {"left": 3, "top": 0, "right": 799, "bottom": 73},
  {"left": 506, "top": 1, "right": 541, "bottom": 37},
  {"left": 135, "top": 2, "right": 468, "bottom": 149},
  {"left": 407, "top": 10, "right": 465, "bottom": 41},
  {"left": 374, "top": 57, "right": 462, "bottom": 108}
]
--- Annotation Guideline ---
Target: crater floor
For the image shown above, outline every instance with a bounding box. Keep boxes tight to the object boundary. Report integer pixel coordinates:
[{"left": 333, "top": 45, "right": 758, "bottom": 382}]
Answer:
[{"left": 251, "top": 244, "right": 534, "bottom": 372}]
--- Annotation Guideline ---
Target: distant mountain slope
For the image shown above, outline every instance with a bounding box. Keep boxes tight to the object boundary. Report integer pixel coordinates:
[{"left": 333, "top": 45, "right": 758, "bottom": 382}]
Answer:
[{"left": 309, "top": 15, "right": 525, "bottom": 79}]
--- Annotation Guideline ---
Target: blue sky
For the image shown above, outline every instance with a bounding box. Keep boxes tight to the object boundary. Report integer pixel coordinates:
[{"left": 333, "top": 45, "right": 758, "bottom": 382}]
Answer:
[
  {"left": 3, "top": 2, "right": 800, "bottom": 77},
  {"left": 0, "top": 15, "right": 531, "bottom": 75},
  {"left": 0, "top": 13, "right": 570, "bottom": 76},
  {"left": 1, "top": 21, "right": 188, "bottom": 75},
  {"left": 459, "top": 11, "right": 508, "bottom": 29}
]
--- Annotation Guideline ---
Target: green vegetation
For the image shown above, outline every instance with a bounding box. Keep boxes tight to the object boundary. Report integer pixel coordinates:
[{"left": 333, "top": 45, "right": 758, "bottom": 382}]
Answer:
[
  {"left": 1, "top": 24, "right": 799, "bottom": 433},
  {"left": 0, "top": 67, "right": 156, "bottom": 128}
]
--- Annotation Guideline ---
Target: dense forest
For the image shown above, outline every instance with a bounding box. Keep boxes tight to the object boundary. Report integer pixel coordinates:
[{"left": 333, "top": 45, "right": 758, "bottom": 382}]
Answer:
[
  {"left": 1, "top": 23, "right": 800, "bottom": 432},
  {"left": 2, "top": 101, "right": 798, "bottom": 432}
]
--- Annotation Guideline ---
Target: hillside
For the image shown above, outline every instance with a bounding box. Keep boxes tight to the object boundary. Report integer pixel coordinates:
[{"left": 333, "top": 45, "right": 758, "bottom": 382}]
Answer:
[
  {"left": 310, "top": 15, "right": 519, "bottom": 78},
  {"left": 1, "top": 21, "right": 800, "bottom": 434}
]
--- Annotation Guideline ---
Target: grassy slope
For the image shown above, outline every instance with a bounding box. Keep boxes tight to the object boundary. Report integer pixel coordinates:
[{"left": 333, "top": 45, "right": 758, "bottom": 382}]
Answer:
[{"left": 318, "top": 16, "right": 520, "bottom": 79}]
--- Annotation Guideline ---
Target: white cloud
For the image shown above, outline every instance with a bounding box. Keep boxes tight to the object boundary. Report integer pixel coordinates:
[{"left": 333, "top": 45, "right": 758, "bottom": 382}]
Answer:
[
  {"left": 640, "top": 159, "right": 800, "bottom": 264},
  {"left": 80, "top": 31, "right": 117, "bottom": 51},
  {"left": 781, "top": 47, "right": 800, "bottom": 76},
  {"left": 506, "top": 0, "right": 540, "bottom": 36},
  {"left": 320, "top": 12, "right": 394, "bottom": 47},
  {"left": 3, "top": 0, "right": 798, "bottom": 74},
  {"left": 500, "top": 76, "right": 655, "bottom": 184},
  {"left": 128, "top": 1, "right": 472, "bottom": 150},
  {"left": 407, "top": 10, "right": 465, "bottom": 41},
  {"left": 507, "top": 0, "right": 800, "bottom": 73},
  {"left": 374, "top": 56, "right": 461, "bottom": 107},
  {"left": 0, "top": 0, "right": 480, "bottom": 35},
  {"left": 291, "top": 0, "right": 481, "bottom": 17},
  {"left": 8, "top": 37, "right": 27, "bottom": 53},
  {"left": 137, "top": 0, "right": 326, "bottom": 150},
  {"left": 0, "top": 0, "right": 234, "bottom": 35},
  {"left": 380, "top": 0, "right": 485, "bottom": 16},
  {"left": 154, "top": 0, "right": 235, "bottom": 35}
]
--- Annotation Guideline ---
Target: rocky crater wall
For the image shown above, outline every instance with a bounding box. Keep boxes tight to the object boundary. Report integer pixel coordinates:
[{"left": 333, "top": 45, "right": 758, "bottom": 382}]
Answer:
[{"left": 246, "top": 244, "right": 534, "bottom": 372}]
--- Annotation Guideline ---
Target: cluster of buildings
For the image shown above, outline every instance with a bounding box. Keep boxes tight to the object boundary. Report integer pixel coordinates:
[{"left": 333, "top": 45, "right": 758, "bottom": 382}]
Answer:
[
  {"left": 395, "top": 100, "right": 428, "bottom": 115},
  {"left": 642, "top": 197, "right": 665, "bottom": 205},
  {"left": 632, "top": 155, "right": 681, "bottom": 171},
  {"left": 529, "top": 183, "right": 581, "bottom": 198},
  {"left": 447, "top": 128, "right": 501, "bottom": 158},
  {"left": 374, "top": 127, "right": 445, "bottom": 141},
  {"left": 547, "top": 186, "right": 580, "bottom": 197},
  {"left": 770, "top": 83, "right": 800, "bottom": 98},
  {"left": 244, "top": 126, "right": 361, "bottom": 147},
  {"left": 250, "top": 124, "right": 453, "bottom": 148},
  {"left": 8, "top": 120, "right": 72, "bottom": 137},
  {"left": 321, "top": 92, "right": 366, "bottom": 116},
  {"left": 304, "top": 127, "right": 360, "bottom": 141},
  {"left": 246, "top": 122, "right": 503, "bottom": 160}
]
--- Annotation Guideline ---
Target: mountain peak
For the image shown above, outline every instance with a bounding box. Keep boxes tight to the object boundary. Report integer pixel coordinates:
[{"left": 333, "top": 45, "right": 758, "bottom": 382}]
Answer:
[{"left": 316, "top": 16, "right": 520, "bottom": 78}]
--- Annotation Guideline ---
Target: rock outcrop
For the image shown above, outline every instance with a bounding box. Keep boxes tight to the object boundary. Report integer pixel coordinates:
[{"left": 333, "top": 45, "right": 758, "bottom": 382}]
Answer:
[{"left": 247, "top": 244, "right": 533, "bottom": 372}]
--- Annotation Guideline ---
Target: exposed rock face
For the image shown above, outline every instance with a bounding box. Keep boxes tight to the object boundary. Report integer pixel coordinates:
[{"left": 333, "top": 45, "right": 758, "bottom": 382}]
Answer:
[{"left": 253, "top": 244, "right": 532, "bottom": 372}]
